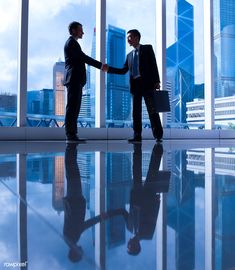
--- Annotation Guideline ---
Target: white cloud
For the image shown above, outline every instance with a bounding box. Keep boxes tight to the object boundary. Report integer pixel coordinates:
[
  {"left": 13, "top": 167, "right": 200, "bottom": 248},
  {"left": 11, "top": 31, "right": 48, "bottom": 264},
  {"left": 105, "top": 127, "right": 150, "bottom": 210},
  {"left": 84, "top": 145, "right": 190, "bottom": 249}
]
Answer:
[
  {"left": 0, "top": 184, "right": 17, "bottom": 225},
  {"left": 0, "top": 50, "right": 18, "bottom": 89},
  {"left": 0, "top": 241, "right": 12, "bottom": 261},
  {"left": 107, "top": 0, "right": 157, "bottom": 51},
  {"left": 29, "top": 0, "right": 92, "bottom": 20},
  {"left": 0, "top": 0, "right": 19, "bottom": 33}
]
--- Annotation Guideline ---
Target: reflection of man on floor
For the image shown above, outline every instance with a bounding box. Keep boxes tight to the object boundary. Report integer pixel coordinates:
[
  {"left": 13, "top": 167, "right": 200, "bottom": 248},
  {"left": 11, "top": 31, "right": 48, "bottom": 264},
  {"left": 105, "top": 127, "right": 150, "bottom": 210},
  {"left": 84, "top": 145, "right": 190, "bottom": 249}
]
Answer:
[
  {"left": 126, "top": 143, "right": 170, "bottom": 255},
  {"left": 63, "top": 143, "right": 104, "bottom": 262},
  {"left": 63, "top": 143, "right": 127, "bottom": 262}
]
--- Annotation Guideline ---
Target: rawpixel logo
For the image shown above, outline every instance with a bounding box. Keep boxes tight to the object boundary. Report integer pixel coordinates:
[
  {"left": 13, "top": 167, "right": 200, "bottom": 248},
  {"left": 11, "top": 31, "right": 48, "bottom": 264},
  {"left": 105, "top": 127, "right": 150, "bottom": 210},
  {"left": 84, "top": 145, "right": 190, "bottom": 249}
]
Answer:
[{"left": 3, "top": 261, "right": 28, "bottom": 268}]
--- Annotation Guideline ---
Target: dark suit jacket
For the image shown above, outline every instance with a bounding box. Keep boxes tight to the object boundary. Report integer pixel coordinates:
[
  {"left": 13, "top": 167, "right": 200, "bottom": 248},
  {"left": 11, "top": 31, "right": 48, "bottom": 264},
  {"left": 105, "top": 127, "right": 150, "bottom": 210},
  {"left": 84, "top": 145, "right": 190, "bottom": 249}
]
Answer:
[
  {"left": 108, "top": 44, "right": 160, "bottom": 94},
  {"left": 64, "top": 36, "right": 102, "bottom": 87}
]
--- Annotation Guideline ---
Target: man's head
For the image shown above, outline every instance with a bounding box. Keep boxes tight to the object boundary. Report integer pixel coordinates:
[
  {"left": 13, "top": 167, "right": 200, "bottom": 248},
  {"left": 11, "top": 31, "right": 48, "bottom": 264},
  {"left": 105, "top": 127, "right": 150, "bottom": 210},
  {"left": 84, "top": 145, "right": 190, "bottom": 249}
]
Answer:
[
  {"left": 127, "top": 236, "right": 141, "bottom": 255},
  {"left": 68, "top": 245, "right": 83, "bottom": 263},
  {"left": 68, "top": 21, "right": 84, "bottom": 40},
  {"left": 127, "top": 29, "right": 141, "bottom": 48}
]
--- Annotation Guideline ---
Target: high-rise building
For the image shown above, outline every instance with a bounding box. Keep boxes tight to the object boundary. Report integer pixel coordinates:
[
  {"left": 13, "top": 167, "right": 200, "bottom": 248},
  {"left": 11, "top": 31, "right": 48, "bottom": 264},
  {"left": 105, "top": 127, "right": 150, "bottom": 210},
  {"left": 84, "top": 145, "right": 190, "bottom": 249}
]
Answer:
[
  {"left": 214, "top": 0, "right": 235, "bottom": 97},
  {"left": 91, "top": 25, "right": 131, "bottom": 124},
  {"left": 53, "top": 60, "right": 65, "bottom": 126},
  {"left": 27, "top": 89, "right": 54, "bottom": 115},
  {"left": 106, "top": 153, "right": 131, "bottom": 247},
  {"left": 52, "top": 155, "right": 65, "bottom": 214},
  {"left": 106, "top": 25, "right": 130, "bottom": 122},
  {"left": 167, "top": 150, "right": 195, "bottom": 270},
  {"left": 27, "top": 91, "right": 41, "bottom": 114},
  {"left": 0, "top": 93, "right": 17, "bottom": 113},
  {"left": 166, "top": 0, "right": 194, "bottom": 124}
]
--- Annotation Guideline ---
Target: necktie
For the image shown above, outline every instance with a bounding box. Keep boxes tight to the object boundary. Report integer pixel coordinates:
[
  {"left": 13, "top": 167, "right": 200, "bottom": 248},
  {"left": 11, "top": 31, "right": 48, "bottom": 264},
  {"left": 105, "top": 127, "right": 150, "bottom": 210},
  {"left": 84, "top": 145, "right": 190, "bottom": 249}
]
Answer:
[{"left": 132, "top": 49, "right": 138, "bottom": 77}]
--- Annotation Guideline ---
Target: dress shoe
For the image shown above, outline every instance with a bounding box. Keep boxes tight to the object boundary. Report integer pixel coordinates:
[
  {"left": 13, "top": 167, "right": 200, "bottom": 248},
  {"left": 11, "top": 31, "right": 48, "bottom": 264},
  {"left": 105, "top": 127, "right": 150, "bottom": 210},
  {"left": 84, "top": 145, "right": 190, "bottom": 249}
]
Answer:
[
  {"left": 128, "top": 136, "right": 142, "bottom": 143},
  {"left": 156, "top": 138, "right": 163, "bottom": 143},
  {"left": 66, "top": 135, "right": 86, "bottom": 143}
]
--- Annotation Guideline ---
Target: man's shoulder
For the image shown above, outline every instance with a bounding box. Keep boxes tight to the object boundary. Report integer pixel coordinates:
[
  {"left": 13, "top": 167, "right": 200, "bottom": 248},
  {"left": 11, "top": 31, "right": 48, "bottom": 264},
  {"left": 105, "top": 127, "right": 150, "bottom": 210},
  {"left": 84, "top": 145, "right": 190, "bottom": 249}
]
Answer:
[
  {"left": 141, "top": 44, "right": 153, "bottom": 50},
  {"left": 65, "top": 36, "right": 80, "bottom": 47}
]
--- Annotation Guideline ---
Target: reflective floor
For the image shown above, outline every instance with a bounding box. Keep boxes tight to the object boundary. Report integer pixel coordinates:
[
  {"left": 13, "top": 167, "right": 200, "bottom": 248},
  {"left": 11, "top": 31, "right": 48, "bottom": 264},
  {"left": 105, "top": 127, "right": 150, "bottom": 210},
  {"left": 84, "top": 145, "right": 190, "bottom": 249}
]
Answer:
[{"left": 0, "top": 139, "right": 235, "bottom": 270}]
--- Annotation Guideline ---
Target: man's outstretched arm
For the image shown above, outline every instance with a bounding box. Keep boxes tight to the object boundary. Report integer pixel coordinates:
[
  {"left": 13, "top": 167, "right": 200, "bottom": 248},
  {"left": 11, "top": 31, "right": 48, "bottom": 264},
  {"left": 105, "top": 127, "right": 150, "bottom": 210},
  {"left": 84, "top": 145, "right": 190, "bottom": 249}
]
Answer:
[{"left": 104, "top": 58, "right": 129, "bottom": 75}]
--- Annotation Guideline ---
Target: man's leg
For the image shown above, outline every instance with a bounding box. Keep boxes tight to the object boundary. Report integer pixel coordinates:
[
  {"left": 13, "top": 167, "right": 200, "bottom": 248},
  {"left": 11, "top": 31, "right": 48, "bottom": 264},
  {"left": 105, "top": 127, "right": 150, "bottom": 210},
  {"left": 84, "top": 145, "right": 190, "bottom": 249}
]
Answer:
[
  {"left": 65, "top": 84, "right": 82, "bottom": 138},
  {"left": 144, "top": 93, "right": 163, "bottom": 140},
  {"left": 132, "top": 93, "right": 143, "bottom": 139}
]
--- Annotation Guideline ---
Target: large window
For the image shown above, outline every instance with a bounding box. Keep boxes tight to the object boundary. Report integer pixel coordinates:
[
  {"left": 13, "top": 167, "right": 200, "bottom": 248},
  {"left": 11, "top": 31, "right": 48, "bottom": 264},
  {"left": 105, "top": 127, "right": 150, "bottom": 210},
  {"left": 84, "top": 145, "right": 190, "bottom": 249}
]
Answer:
[
  {"left": 106, "top": 0, "right": 156, "bottom": 128},
  {"left": 166, "top": 0, "right": 205, "bottom": 129},
  {"left": 27, "top": 0, "right": 96, "bottom": 127},
  {"left": 1, "top": 0, "right": 235, "bottom": 137},
  {"left": 0, "top": 1, "right": 19, "bottom": 126},
  {"left": 213, "top": 0, "right": 235, "bottom": 130},
  {"left": 0, "top": 154, "right": 18, "bottom": 266}
]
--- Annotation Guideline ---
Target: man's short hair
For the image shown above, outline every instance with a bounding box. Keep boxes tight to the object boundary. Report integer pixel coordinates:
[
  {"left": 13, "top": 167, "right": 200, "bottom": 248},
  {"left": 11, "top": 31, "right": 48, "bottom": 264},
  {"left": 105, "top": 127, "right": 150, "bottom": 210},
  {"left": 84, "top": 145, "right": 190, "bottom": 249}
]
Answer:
[
  {"left": 127, "top": 29, "right": 141, "bottom": 41},
  {"left": 68, "top": 21, "right": 82, "bottom": 35}
]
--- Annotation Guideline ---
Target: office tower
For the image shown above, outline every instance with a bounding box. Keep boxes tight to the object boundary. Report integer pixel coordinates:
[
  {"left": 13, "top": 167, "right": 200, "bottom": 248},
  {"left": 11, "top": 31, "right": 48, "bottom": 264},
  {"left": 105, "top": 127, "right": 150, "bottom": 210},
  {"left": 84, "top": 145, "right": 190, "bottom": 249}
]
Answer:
[
  {"left": 91, "top": 25, "right": 131, "bottom": 124},
  {"left": 194, "top": 83, "right": 204, "bottom": 99},
  {"left": 77, "top": 153, "right": 92, "bottom": 205},
  {"left": 106, "top": 25, "right": 130, "bottom": 122},
  {"left": 79, "top": 68, "right": 92, "bottom": 119},
  {"left": 52, "top": 155, "right": 65, "bottom": 213},
  {"left": 215, "top": 175, "right": 235, "bottom": 269},
  {"left": 27, "top": 89, "right": 54, "bottom": 115},
  {"left": 214, "top": 0, "right": 235, "bottom": 97},
  {"left": 167, "top": 150, "right": 195, "bottom": 270},
  {"left": 27, "top": 91, "right": 41, "bottom": 114},
  {"left": 106, "top": 153, "right": 131, "bottom": 247},
  {"left": 166, "top": 0, "right": 194, "bottom": 124},
  {"left": 0, "top": 93, "right": 17, "bottom": 113},
  {"left": 53, "top": 60, "right": 65, "bottom": 126},
  {"left": 27, "top": 155, "right": 53, "bottom": 183},
  {"left": 40, "top": 89, "right": 54, "bottom": 115}
]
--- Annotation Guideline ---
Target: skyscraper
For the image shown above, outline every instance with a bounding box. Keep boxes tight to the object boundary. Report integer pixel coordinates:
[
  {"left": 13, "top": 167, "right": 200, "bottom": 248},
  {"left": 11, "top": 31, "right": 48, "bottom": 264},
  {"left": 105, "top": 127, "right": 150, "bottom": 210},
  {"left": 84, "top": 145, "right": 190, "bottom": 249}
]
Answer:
[
  {"left": 106, "top": 25, "right": 130, "bottom": 122},
  {"left": 214, "top": 0, "right": 235, "bottom": 97},
  {"left": 91, "top": 25, "right": 131, "bottom": 124},
  {"left": 53, "top": 60, "right": 65, "bottom": 126},
  {"left": 166, "top": 0, "right": 194, "bottom": 125},
  {"left": 27, "top": 89, "right": 54, "bottom": 115}
]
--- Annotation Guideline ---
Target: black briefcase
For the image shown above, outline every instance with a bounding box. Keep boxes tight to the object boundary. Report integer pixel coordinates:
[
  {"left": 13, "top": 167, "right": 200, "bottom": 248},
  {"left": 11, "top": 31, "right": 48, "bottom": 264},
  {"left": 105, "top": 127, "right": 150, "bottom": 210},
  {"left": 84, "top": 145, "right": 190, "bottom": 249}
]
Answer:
[{"left": 153, "top": 90, "right": 170, "bottom": 112}]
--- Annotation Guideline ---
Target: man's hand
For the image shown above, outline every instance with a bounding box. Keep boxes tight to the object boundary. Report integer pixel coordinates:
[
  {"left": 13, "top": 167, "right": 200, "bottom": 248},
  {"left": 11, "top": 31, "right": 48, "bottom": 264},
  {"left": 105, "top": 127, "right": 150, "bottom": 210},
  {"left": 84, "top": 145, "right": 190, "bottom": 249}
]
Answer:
[
  {"left": 154, "top": 82, "right": 161, "bottom": 90},
  {"left": 101, "top": 64, "right": 109, "bottom": 72}
]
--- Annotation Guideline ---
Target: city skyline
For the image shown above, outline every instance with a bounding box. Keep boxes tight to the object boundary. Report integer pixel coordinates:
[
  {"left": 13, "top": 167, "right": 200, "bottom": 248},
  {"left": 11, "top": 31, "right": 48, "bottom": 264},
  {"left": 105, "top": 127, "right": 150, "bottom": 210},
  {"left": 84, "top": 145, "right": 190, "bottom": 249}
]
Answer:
[{"left": 0, "top": 0, "right": 203, "bottom": 95}]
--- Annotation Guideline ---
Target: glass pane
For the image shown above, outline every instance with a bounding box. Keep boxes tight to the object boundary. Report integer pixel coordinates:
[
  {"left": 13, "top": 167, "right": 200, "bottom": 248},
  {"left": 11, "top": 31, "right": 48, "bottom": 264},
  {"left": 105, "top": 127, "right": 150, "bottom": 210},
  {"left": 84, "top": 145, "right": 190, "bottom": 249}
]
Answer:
[
  {"left": 167, "top": 148, "right": 205, "bottom": 269},
  {"left": 166, "top": 0, "right": 204, "bottom": 129},
  {"left": 26, "top": 148, "right": 97, "bottom": 268},
  {"left": 106, "top": 0, "right": 156, "bottom": 128},
  {"left": 0, "top": 154, "right": 18, "bottom": 266},
  {"left": 213, "top": 0, "right": 235, "bottom": 130},
  {"left": 0, "top": 1, "right": 19, "bottom": 126},
  {"left": 27, "top": 0, "right": 96, "bottom": 128}
]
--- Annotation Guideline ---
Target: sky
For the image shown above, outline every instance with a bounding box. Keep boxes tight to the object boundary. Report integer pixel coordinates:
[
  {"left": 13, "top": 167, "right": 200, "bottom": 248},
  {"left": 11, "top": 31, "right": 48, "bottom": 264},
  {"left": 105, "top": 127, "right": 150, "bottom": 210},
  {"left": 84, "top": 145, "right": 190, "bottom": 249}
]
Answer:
[{"left": 0, "top": 0, "right": 204, "bottom": 94}]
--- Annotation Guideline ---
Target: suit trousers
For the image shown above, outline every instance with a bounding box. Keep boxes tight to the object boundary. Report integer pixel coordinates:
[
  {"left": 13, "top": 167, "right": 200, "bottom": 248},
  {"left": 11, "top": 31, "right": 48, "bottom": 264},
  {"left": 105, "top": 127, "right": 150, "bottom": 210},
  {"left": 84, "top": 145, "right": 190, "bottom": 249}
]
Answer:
[
  {"left": 65, "top": 83, "right": 83, "bottom": 136},
  {"left": 132, "top": 90, "right": 163, "bottom": 139}
]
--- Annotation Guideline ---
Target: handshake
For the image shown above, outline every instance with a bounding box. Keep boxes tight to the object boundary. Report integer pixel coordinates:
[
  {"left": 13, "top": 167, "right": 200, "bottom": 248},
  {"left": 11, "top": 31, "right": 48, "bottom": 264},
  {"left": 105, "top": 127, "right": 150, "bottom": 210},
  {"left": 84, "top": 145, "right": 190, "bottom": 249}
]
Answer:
[{"left": 101, "top": 64, "right": 109, "bottom": 72}]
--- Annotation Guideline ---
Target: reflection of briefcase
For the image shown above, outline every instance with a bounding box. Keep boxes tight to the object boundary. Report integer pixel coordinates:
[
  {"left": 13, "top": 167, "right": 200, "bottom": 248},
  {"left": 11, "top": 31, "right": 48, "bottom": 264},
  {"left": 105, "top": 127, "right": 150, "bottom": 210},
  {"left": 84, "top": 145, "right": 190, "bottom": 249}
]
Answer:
[
  {"left": 154, "top": 90, "right": 170, "bottom": 112},
  {"left": 155, "top": 171, "right": 171, "bottom": 193},
  {"left": 147, "top": 171, "right": 171, "bottom": 193}
]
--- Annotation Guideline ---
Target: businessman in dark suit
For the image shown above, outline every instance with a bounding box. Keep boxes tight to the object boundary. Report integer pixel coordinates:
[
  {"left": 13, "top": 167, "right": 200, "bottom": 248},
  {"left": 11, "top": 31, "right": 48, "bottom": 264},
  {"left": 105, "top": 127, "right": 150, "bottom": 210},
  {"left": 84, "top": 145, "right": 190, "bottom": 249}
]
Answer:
[
  {"left": 64, "top": 21, "right": 103, "bottom": 142},
  {"left": 104, "top": 29, "right": 163, "bottom": 143}
]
